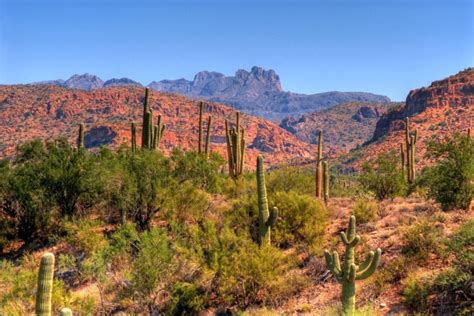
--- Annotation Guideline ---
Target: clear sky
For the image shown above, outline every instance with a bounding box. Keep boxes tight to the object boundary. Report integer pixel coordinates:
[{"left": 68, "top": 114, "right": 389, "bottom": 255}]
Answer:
[{"left": 0, "top": 0, "right": 472, "bottom": 100}]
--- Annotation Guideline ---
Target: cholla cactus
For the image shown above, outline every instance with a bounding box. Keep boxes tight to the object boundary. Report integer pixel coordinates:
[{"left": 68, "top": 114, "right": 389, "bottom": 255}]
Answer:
[
  {"left": 225, "top": 112, "right": 245, "bottom": 179},
  {"left": 77, "top": 123, "right": 85, "bottom": 149},
  {"left": 35, "top": 252, "right": 55, "bottom": 316},
  {"left": 324, "top": 216, "right": 381, "bottom": 316},
  {"left": 256, "top": 155, "right": 278, "bottom": 246}
]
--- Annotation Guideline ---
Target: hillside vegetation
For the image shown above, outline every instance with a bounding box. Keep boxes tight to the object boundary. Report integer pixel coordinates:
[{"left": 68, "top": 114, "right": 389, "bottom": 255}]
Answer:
[{"left": 0, "top": 88, "right": 472, "bottom": 315}]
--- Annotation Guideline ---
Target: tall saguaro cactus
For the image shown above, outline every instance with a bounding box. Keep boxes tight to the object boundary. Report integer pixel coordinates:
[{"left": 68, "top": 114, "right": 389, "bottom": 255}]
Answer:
[
  {"left": 139, "top": 88, "right": 165, "bottom": 150},
  {"left": 198, "top": 101, "right": 204, "bottom": 153},
  {"left": 400, "top": 143, "right": 405, "bottom": 177},
  {"left": 205, "top": 115, "right": 212, "bottom": 157},
  {"left": 316, "top": 130, "right": 323, "bottom": 198},
  {"left": 77, "top": 123, "right": 85, "bottom": 149},
  {"left": 256, "top": 155, "right": 278, "bottom": 246},
  {"left": 324, "top": 216, "right": 381, "bottom": 316},
  {"left": 131, "top": 122, "right": 137, "bottom": 153},
  {"left": 225, "top": 112, "right": 245, "bottom": 179},
  {"left": 323, "top": 161, "right": 329, "bottom": 203},
  {"left": 35, "top": 252, "right": 55, "bottom": 316},
  {"left": 405, "top": 117, "right": 417, "bottom": 184}
]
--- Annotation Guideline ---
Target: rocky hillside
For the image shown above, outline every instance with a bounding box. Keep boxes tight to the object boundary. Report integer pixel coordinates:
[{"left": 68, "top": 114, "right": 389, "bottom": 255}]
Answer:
[
  {"left": 29, "top": 66, "right": 391, "bottom": 121},
  {"left": 280, "top": 102, "right": 396, "bottom": 156},
  {"left": 0, "top": 85, "right": 313, "bottom": 167},
  {"left": 347, "top": 68, "right": 473, "bottom": 169}
]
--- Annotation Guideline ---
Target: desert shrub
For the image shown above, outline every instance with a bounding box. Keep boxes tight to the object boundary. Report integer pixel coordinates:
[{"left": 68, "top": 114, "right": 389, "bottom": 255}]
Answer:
[
  {"left": 170, "top": 149, "right": 225, "bottom": 193},
  {"left": 359, "top": 151, "right": 407, "bottom": 200},
  {"left": 217, "top": 240, "right": 307, "bottom": 308},
  {"left": 401, "top": 218, "right": 445, "bottom": 261},
  {"left": 271, "top": 191, "right": 328, "bottom": 251},
  {"left": 421, "top": 132, "right": 473, "bottom": 210},
  {"left": 63, "top": 219, "right": 108, "bottom": 256},
  {"left": 402, "top": 274, "right": 431, "bottom": 312},
  {"left": 163, "top": 182, "right": 210, "bottom": 224},
  {"left": 448, "top": 219, "right": 474, "bottom": 272},
  {"left": 352, "top": 198, "right": 377, "bottom": 224},
  {"left": 430, "top": 267, "right": 472, "bottom": 314},
  {"left": 266, "top": 166, "right": 313, "bottom": 196},
  {"left": 167, "top": 282, "right": 207, "bottom": 315},
  {"left": 125, "top": 228, "right": 176, "bottom": 313},
  {"left": 368, "top": 256, "right": 409, "bottom": 296}
]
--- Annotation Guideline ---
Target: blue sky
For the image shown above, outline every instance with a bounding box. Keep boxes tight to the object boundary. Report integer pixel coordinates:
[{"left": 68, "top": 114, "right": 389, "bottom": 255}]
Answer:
[{"left": 0, "top": 0, "right": 472, "bottom": 100}]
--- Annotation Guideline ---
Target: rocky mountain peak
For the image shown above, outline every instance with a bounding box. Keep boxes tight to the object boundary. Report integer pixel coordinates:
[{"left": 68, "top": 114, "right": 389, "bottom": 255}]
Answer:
[
  {"left": 65, "top": 73, "right": 104, "bottom": 91},
  {"left": 103, "top": 78, "right": 142, "bottom": 88}
]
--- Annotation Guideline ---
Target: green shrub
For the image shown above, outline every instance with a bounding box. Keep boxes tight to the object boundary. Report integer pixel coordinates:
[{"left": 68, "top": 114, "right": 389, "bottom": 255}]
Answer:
[
  {"left": 421, "top": 133, "right": 473, "bottom": 211},
  {"left": 401, "top": 218, "right": 445, "bottom": 261},
  {"left": 167, "top": 282, "right": 207, "bottom": 315},
  {"left": 448, "top": 219, "right": 474, "bottom": 272},
  {"left": 431, "top": 268, "right": 472, "bottom": 315},
  {"left": 266, "top": 167, "right": 313, "bottom": 196},
  {"left": 359, "top": 151, "right": 407, "bottom": 200},
  {"left": 352, "top": 198, "right": 377, "bottom": 224},
  {"left": 271, "top": 191, "right": 328, "bottom": 251},
  {"left": 217, "top": 239, "right": 307, "bottom": 308},
  {"left": 402, "top": 274, "right": 431, "bottom": 312}
]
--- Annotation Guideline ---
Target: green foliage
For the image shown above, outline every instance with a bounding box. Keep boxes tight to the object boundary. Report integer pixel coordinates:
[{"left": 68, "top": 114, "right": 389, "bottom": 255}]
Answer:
[
  {"left": 265, "top": 166, "right": 313, "bottom": 196},
  {"left": 402, "top": 274, "right": 431, "bottom": 312},
  {"left": 127, "top": 228, "right": 175, "bottom": 312},
  {"left": 420, "top": 133, "right": 473, "bottom": 210},
  {"left": 359, "top": 151, "right": 407, "bottom": 200},
  {"left": 271, "top": 191, "right": 328, "bottom": 251},
  {"left": 401, "top": 218, "right": 445, "bottom": 261},
  {"left": 167, "top": 282, "right": 207, "bottom": 315},
  {"left": 448, "top": 219, "right": 474, "bottom": 272},
  {"left": 352, "top": 199, "right": 377, "bottom": 224}
]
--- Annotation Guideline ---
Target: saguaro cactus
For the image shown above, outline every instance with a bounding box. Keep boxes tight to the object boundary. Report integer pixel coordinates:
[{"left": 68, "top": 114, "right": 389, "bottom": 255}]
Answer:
[
  {"left": 316, "top": 130, "right": 323, "bottom": 198},
  {"left": 198, "top": 101, "right": 204, "bottom": 153},
  {"left": 399, "top": 143, "right": 405, "bottom": 177},
  {"left": 77, "top": 123, "right": 85, "bottom": 149},
  {"left": 324, "top": 216, "right": 381, "bottom": 316},
  {"left": 256, "top": 155, "right": 278, "bottom": 246},
  {"left": 205, "top": 115, "right": 212, "bottom": 157},
  {"left": 225, "top": 112, "right": 246, "bottom": 179},
  {"left": 323, "top": 161, "right": 329, "bottom": 203},
  {"left": 405, "top": 118, "right": 417, "bottom": 184},
  {"left": 60, "top": 308, "right": 73, "bottom": 316},
  {"left": 131, "top": 122, "right": 137, "bottom": 153},
  {"left": 35, "top": 252, "right": 55, "bottom": 316}
]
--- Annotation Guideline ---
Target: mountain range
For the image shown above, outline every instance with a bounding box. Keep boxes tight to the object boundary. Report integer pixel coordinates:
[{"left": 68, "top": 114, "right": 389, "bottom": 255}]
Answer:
[{"left": 30, "top": 66, "right": 391, "bottom": 121}]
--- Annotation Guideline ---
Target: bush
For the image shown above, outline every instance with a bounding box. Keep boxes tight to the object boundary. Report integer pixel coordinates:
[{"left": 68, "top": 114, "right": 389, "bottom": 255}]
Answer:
[
  {"left": 359, "top": 151, "right": 407, "bottom": 200},
  {"left": 448, "top": 219, "right": 474, "bottom": 272},
  {"left": 167, "top": 282, "right": 207, "bottom": 315},
  {"left": 217, "top": 239, "right": 307, "bottom": 308},
  {"left": 266, "top": 167, "right": 313, "bottom": 196},
  {"left": 402, "top": 274, "right": 431, "bottom": 312},
  {"left": 352, "top": 199, "right": 377, "bottom": 224},
  {"left": 401, "top": 218, "right": 445, "bottom": 261},
  {"left": 430, "top": 268, "right": 472, "bottom": 315},
  {"left": 271, "top": 191, "right": 328, "bottom": 251},
  {"left": 421, "top": 133, "right": 473, "bottom": 210}
]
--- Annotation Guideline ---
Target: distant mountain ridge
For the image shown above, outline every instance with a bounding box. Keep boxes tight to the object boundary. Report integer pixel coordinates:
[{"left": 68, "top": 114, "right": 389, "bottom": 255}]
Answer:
[{"left": 29, "top": 66, "right": 391, "bottom": 121}]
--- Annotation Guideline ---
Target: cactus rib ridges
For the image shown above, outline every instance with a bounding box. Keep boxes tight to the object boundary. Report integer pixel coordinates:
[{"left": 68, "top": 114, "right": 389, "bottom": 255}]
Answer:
[
  {"left": 256, "top": 155, "right": 277, "bottom": 246},
  {"left": 35, "top": 252, "right": 55, "bottom": 316},
  {"left": 324, "top": 216, "right": 381, "bottom": 316}
]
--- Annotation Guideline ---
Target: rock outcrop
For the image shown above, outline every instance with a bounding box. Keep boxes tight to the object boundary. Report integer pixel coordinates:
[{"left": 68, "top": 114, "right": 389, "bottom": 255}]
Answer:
[{"left": 280, "top": 102, "right": 393, "bottom": 155}]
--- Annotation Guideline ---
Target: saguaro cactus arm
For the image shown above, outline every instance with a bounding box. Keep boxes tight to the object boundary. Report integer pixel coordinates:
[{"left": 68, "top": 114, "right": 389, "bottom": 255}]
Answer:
[
  {"left": 77, "top": 123, "right": 85, "bottom": 149},
  {"left": 324, "top": 250, "right": 342, "bottom": 279},
  {"left": 60, "top": 308, "right": 73, "bottom": 316},
  {"left": 356, "top": 248, "right": 381, "bottom": 280},
  {"left": 266, "top": 207, "right": 278, "bottom": 227}
]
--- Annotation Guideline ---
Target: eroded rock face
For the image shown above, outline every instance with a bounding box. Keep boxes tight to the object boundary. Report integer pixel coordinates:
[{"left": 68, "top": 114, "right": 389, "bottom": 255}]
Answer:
[
  {"left": 84, "top": 126, "right": 117, "bottom": 148},
  {"left": 372, "top": 68, "right": 474, "bottom": 141},
  {"left": 350, "top": 68, "right": 473, "bottom": 171},
  {"left": 0, "top": 85, "right": 313, "bottom": 167},
  {"left": 280, "top": 102, "right": 393, "bottom": 155}
]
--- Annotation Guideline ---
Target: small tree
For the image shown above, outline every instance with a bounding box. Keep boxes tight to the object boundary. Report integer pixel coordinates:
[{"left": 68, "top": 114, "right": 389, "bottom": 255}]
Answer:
[
  {"left": 421, "top": 133, "right": 473, "bottom": 211},
  {"left": 359, "top": 151, "right": 407, "bottom": 200}
]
